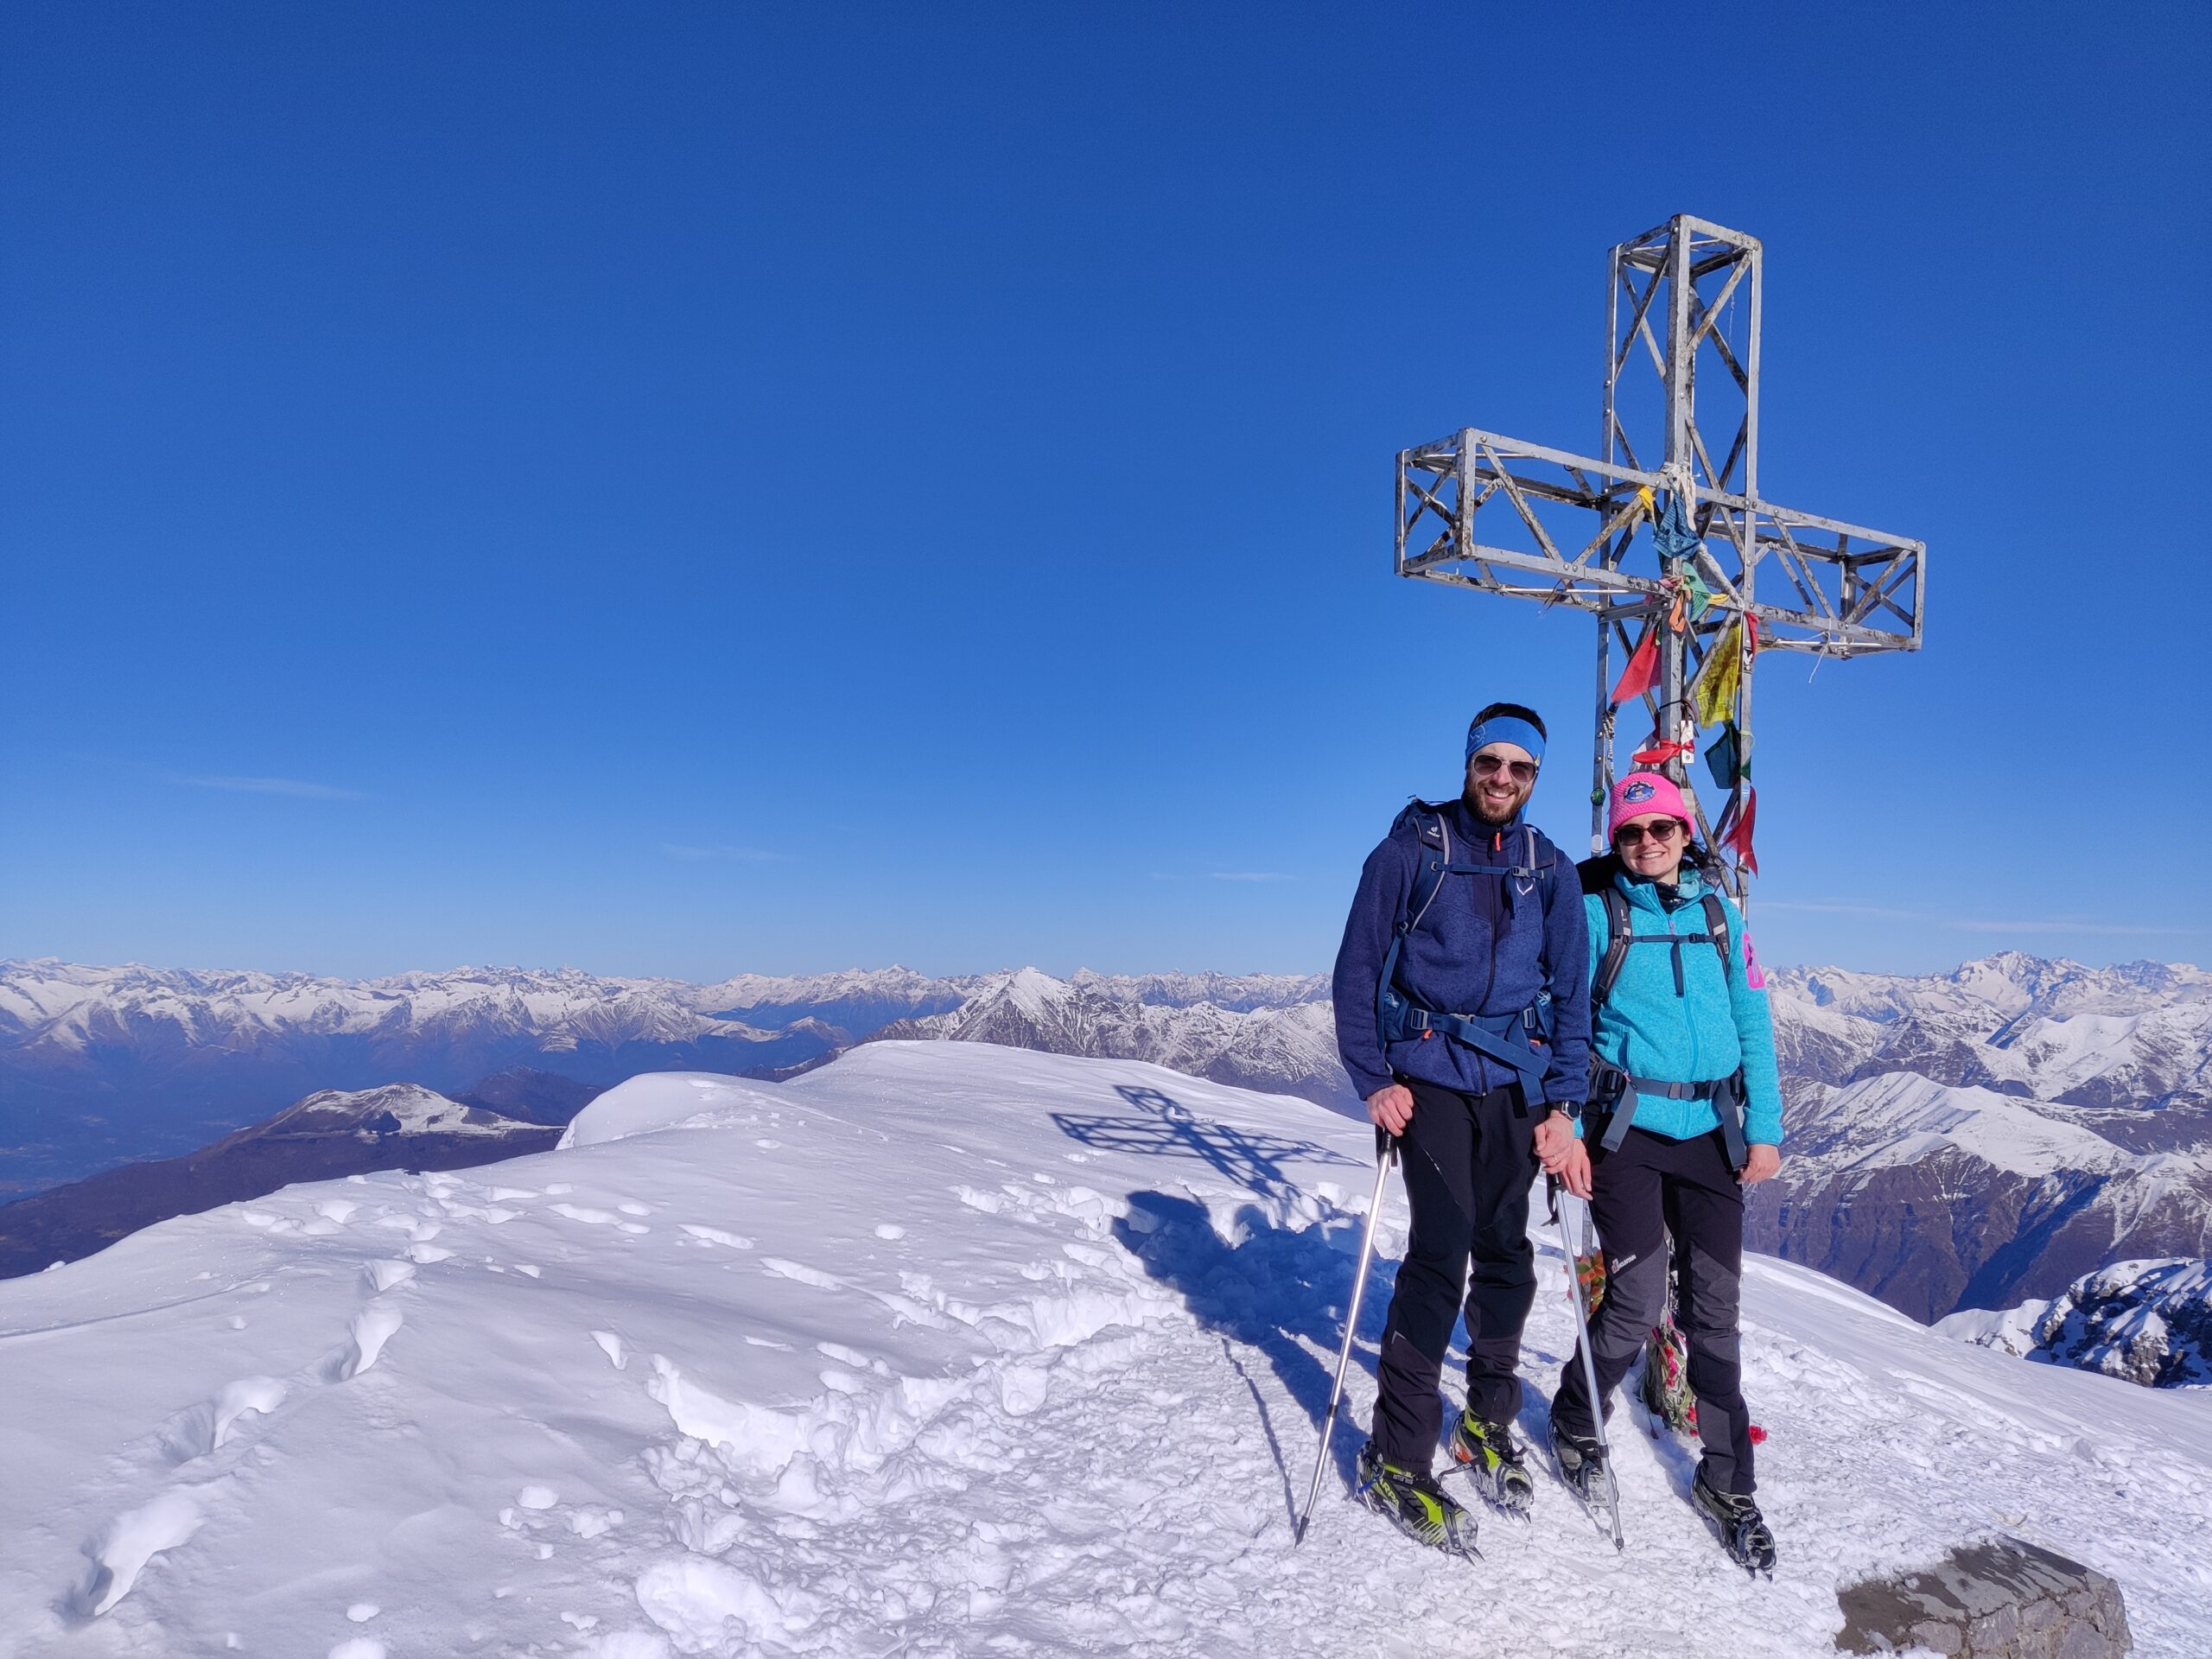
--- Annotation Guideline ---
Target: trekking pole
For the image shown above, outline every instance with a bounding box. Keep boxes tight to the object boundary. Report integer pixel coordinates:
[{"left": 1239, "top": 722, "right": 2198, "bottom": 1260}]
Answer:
[
  {"left": 1294, "top": 1132, "right": 1398, "bottom": 1546},
  {"left": 1552, "top": 1175, "right": 1625, "bottom": 1552}
]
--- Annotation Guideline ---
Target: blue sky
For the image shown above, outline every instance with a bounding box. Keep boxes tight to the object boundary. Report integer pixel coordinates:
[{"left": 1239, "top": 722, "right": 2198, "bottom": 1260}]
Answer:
[{"left": 3, "top": 2, "right": 2206, "bottom": 982}]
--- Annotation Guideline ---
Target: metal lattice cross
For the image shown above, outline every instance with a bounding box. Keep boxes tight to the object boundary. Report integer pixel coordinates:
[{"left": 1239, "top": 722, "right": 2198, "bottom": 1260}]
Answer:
[{"left": 1394, "top": 215, "right": 1927, "bottom": 895}]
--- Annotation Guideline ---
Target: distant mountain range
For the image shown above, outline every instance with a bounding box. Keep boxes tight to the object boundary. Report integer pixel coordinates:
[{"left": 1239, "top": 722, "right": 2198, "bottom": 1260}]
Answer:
[
  {"left": 868, "top": 967, "right": 1344, "bottom": 1110},
  {"left": 1745, "top": 953, "right": 2212, "bottom": 1321},
  {"left": 0, "top": 1066, "right": 594, "bottom": 1278},
  {"left": 5, "top": 951, "right": 2208, "bottom": 1322},
  {"left": 0, "top": 961, "right": 967, "bottom": 1196}
]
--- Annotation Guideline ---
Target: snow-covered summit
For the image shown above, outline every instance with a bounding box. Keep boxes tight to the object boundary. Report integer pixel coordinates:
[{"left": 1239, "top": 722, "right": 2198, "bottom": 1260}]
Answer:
[
  {"left": 3, "top": 1044, "right": 2208, "bottom": 1656},
  {"left": 264, "top": 1082, "right": 531, "bottom": 1140}
]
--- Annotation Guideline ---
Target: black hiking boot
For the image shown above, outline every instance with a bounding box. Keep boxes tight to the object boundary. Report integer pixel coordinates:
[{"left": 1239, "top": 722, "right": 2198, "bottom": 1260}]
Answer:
[
  {"left": 1692, "top": 1466, "right": 1777, "bottom": 1576},
  {"left": 1548, "top": 1422, "right": 1610, "bottom": 1505},
  {"left": 1353, "top": 1441, "right": 1479, "bottom": 1559},
  {"left": 1446, "top": 1408, "right": 1535, "bottom": 1517}
]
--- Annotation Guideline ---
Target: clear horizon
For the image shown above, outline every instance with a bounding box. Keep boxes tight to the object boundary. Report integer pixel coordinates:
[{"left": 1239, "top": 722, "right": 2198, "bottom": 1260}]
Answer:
[
  {"left": 4, "top": 947, "right": 2202, "bottom": 988},
  {"left": 4, "top": 3, "right": 2206, "bottom": 982}
]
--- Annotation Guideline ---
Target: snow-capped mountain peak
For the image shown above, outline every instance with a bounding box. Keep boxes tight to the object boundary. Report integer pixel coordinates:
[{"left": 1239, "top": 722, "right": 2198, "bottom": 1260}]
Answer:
[{"left": 264, "top": 1083, "right": 521, "bottom": 1140}]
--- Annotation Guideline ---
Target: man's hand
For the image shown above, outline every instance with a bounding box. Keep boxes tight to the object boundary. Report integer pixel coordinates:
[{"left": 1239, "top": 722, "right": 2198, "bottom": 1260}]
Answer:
[
  {"left": 1738, "top": 1143, "right": 1781, "bottom": 1185},
  {"left": 1367, "top": 1083, "right": 1414, "bottom": 1136},
  {"left": 1531, "top": 1109, "right": 1575, "bottom": 1173}
]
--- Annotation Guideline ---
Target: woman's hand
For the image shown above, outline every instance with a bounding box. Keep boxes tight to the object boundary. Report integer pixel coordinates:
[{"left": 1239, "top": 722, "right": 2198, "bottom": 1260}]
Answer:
[
  {"left": 1558, "top": 1139, "right": 1593, "bottom": 1200},
  {"left": 1738, "top": 1143, "right": 1781, "bottom": 1185},
  {"left": 1367, "top": 1084, "right": 1414, "bottom": 1136},
  {"left": 1533, "top": 1111, "right": 1593, "bottom": 1199}
]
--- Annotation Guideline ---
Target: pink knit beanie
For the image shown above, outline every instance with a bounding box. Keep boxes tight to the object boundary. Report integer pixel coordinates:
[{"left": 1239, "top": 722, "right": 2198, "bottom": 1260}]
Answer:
[{"left": 1607, "top": 771, "right": 1694, "bottom": 840}]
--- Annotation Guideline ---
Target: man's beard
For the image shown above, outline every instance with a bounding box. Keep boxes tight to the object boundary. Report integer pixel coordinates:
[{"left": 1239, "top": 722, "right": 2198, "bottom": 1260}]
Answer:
[{"left": 1465, "top": 784, "right": 1527, "bottom": 825}]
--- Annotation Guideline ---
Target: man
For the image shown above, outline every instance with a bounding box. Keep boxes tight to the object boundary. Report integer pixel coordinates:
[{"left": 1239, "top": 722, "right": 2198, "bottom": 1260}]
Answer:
[{"left": 1331, "top": 702, "right": 1592, "bottom": 1556}]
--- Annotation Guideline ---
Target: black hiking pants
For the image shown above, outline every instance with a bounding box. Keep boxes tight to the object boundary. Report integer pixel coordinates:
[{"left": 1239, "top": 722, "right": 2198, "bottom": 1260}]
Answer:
[
  {"left": 1369, "top": 1078, "right": 1539, "bottom": 1472},
  {"left": 1550, "top": 1125, "right": 1757, "bottom": 1494}
]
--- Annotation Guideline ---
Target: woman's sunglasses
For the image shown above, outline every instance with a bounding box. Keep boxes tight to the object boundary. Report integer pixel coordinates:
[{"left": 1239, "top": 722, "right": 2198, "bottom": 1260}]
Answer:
[
  {"left": 1471, "top": 753, "right": 1538, "bottom": 785},
  {"left": 1616, "top": 819, "right": 1686, "bottom": 847}
]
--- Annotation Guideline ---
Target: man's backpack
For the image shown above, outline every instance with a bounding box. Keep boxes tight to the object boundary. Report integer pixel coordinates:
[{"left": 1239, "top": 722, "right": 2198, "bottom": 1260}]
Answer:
[{"left": 1373, "top": 804, "right": 1560, "bottom": 1097}]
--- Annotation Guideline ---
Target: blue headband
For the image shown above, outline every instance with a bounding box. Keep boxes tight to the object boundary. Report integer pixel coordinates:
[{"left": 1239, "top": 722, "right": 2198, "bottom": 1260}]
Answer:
[{"left": 1465, "top": 715, "right": 1546, "bottom": 765}]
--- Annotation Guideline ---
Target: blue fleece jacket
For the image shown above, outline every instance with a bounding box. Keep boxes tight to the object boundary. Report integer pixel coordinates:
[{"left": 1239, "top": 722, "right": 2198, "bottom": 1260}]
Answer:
[
  {"left": 1332, "top": 798, "right": 1592, "bottom": 1108},
  {"left": 1581, "top": 864, "right": 1783, "bottom": 1147}
]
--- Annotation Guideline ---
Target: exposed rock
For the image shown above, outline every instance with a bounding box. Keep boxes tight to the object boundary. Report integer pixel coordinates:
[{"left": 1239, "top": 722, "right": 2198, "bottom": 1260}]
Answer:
[
  {"left": 1836, "top": 1536, "right": 2132, "bottom": 1656},
  {"left": 2032, "top": 1259, "right": 2212, "bottom": 1388}
]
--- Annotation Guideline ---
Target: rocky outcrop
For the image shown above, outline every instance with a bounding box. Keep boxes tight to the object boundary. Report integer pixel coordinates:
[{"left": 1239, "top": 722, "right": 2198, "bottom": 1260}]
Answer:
[
  {"left": 1836, "top": 1536, "right": 2132, "bottom": 1656},
  {"left": 2030, "top": 1258, "right": 2212, "bottom": 1388}
]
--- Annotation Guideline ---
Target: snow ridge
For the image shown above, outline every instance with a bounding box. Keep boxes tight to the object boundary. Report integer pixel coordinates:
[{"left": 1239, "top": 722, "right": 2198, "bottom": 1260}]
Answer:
[{"left": 3, "top": 1044, "right": 2209, "bottom": 1656}]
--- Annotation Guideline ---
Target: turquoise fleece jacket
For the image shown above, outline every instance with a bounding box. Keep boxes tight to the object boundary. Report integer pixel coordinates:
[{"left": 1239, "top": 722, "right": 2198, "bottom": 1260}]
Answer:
[{"left": 1580, "top": 866, "right": 1783, "bottom": 1147}]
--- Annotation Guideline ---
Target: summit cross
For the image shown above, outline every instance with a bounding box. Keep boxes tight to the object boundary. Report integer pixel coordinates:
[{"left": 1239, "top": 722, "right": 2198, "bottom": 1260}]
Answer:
[{"left": 1393, "top": 214, "right": 1927, "bottom": 898}]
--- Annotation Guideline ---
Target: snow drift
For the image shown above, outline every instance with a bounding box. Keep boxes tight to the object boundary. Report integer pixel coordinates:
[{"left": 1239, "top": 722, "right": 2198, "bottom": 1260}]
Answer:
[{"left": 1, "top": 1044, "right": 2208, "bottom": 1656}]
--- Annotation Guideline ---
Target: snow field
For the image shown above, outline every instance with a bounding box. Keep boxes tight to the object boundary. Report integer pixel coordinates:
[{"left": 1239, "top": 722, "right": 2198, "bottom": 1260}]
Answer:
[{"left": 0, "top": 1041, "right": 2204, "bottom": 1656}]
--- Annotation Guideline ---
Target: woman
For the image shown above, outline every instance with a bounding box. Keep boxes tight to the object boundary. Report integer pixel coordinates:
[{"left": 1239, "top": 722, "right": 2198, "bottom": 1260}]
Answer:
[{"left": 1547, "top": 770, "right": 1783, "bottom": 1572}]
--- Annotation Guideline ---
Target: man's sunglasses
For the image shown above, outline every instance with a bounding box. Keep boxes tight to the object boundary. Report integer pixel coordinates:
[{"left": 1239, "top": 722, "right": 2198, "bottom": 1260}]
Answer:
[
  {"left": 1471, "top": 753, "right": 1538, "bottom": 785},
  {"left": 1616, "top": 819, "right": 1686, "bottom": 847}
]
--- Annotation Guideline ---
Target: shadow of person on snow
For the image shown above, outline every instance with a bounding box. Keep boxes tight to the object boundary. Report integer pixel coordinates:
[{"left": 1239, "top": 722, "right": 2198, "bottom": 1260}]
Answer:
[{"left": 1111, "top": 1188, "right": 1395, "bottom": 1526}]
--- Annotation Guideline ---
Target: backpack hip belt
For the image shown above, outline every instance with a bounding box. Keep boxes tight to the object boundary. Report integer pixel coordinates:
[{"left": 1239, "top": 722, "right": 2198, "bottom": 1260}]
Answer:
[
  {"left": 1589, "top": 1070, "right": 1749, "bottom": 1166},
  {"left": 1379, "top": 995, "right": 1554, "bottom": 1099}
]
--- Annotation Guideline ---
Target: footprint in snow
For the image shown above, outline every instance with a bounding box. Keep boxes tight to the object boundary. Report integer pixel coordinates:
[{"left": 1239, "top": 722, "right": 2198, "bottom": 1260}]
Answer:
[
  {"left": 679, "top": 1224, "right": 753, "bottom": 1249},
  {"left": 553, "top": 1203, "right": 651, "bottom": 1232},
  {"left": 635, "top": 1554, "right": 820, "bottom": 1651},
  {"left": 334, "top": 1305, "right": 404, "bottom": 1382},
  {"left": 159, "top": 1376, "right": 288, "bottom": 1463},
  {"left": 76, "top": 1490, "right": 205, "bottom": 1616}
]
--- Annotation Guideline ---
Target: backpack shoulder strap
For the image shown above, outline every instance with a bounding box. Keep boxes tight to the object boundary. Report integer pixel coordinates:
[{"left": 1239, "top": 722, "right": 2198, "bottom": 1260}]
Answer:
[
  {"left": 1591, "top": 885, "right": 1633, "bottom": 1011},
  {"left": 1376, "top": 805, "right": 1449, "bottom": 1032},
  {"left": 1523, "top": 825, "right": 1556, "bottom": 977},
  {"left": 1395, "top": 806, "right": 1451, "bottom": 940},
  {"left": 1576, "top": 852, "right": 1623, "bottom": 895},
  {"left": 1700, "top": 891, "right": 1732, "bottom": 979}
]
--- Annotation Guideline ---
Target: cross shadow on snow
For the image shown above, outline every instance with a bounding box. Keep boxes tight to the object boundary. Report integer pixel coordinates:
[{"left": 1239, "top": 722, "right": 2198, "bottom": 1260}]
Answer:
[
  {"left": 1052, "top": 1084, "right": 1360, "bottom": 1205},
  {"left": 1111, "top": 1188, "right": 1395, "bottom": 1528},
  {"left": 1059, "top": 1086, "right": 1402, "bottom": 1525}
]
